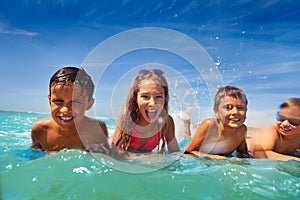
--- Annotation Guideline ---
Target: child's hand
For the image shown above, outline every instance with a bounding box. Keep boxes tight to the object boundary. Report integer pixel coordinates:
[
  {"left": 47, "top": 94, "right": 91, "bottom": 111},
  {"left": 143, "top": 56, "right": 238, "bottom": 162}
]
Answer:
[{"left": 229, "top": 157, "right": 241, "bottom": 161}]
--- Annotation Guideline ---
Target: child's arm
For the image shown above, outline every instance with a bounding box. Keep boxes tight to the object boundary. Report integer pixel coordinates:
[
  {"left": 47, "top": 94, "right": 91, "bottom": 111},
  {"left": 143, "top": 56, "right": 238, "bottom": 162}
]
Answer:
[
  {"left": 31, "top": 132, "right": 43, "bottom": 149},
  {"left": 237, "top": 139, "right": 251, "bottom": 158},
  {"left": 87, "top": 120, "right": 110, "bottom": 153},
  {"left": 112, "top": 125, "right": 122, "bottom": 145},
  {"left": 184, "top": 119, "right": 211, "bottom": 153},
  {"left": 165, "top": 115, "right": 180, "bottom": 153},
  {"left": 256, "top": 150, "right": 300, "bottom": 161},
  {"left": 31, "top": 120, "right": 46, "bottom": 150},
  {"left": 112, "top": 113, "right": 126, "bottom": 146},
  {"left": 190, "top": 151, "right": 227, "bottom": 159},
  {"left": 237, "top": 127, "right": 252, "bottom": 158},
  {"left": 98, "top": 121, "right": 109, "bottom": 137}
]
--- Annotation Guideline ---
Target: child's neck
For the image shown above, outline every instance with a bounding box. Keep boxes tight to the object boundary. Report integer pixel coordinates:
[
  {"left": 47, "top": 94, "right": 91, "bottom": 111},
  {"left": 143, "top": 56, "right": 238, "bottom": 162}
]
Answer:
[
  {"left": 57, "top": 126, "right": 78, "bottom": 136},
  {"left": 218, "top": 123, "right": 239, "bottom": 136},
  {"left": 137, "top": 122, "right": 158, "bottom": 133}
]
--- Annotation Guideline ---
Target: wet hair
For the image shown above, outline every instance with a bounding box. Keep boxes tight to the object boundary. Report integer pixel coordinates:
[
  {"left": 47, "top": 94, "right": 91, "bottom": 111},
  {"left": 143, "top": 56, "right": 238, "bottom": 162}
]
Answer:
[
  {"left": 115, "top": 70, "right": 169, "bottom": 153},
  {"left": 279, "top": 97, "right": 300, "bottom": 109},
  {"left": 49, "top": 66, "right": 94, "bottom": 100},
  {"left": 214, "top": 86, "right": 248, "bottom": 111}
]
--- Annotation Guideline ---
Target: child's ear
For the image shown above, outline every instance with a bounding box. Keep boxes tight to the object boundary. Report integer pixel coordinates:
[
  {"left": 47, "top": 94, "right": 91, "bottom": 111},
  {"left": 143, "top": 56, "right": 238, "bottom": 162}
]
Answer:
[
  {"left": 48, "top": 95, "right": 51, "bottom": 105},
  {"left": 86, "top": 98, "right": 94, "bottom": 110},
  {"left": 213, "top": 108, "right": 219, "bottom": 119}
]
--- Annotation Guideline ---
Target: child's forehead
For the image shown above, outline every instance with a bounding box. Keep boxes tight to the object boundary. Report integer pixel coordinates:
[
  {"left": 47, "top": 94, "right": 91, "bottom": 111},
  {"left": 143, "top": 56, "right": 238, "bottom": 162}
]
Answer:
[
  {"left": 51, "top": 82, "right": 76, "bottom": 89},
  {"left": 220, "top": 95, "right": 246, "bottom": 104},
  {"left": 51, "top": 83, "right": 87, "bottom": 96},
  {"left": 280, "top": 105, "right": 300, "bottom": 118},
  {"left": 139, "top": 79, "right": 165, "bottom": 88},
  {"left": 139, "top": 80, "right": 164, "bottom": 91}
]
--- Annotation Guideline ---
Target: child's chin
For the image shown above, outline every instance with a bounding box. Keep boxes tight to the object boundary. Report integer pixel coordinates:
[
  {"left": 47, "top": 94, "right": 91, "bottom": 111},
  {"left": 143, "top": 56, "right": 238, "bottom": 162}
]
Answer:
[
  {"left": 145, "top": 113, "right": 158, "bottom": 122},
  {"left": 148, "top": 117, "right": 158, "bottom": 123},
  {"left": 228, "top": 123, "right": 241, "bottom": 128}
]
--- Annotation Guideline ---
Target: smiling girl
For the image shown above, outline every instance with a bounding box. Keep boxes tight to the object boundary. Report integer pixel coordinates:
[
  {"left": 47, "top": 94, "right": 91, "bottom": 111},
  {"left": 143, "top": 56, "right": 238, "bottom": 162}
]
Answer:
[
  {"left": 184, "top": 86, "right": 250, "bottom": 159},
  {"left": 112, "top": 69, "right": 180, "bottom": 153}
]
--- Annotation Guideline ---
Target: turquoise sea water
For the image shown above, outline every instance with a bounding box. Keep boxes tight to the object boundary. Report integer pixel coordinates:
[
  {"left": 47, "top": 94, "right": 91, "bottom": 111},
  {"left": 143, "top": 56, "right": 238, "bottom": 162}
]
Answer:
[{"left": 1, "top": 110, "right": 300, "bottom": 200}]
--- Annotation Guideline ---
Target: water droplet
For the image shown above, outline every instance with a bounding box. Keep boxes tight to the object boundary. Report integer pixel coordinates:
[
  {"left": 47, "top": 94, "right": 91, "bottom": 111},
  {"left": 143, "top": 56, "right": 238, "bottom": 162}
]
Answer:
[
  {"left": 73, "top": 167, "right": 90, "bottom": 174},
  {"left": 182, "top": 186, "right": 186, "bottom": 193},
  {"left": 6, "top": 164, "right": 12, "bottom": 169}
]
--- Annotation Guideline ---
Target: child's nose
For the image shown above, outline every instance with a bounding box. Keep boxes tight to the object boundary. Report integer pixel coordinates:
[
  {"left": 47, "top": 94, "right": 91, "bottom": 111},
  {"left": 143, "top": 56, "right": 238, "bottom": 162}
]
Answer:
[
  {"left": 231, "top": 107, "right": 238, "bottom": 114},
  {"left": 148, "top": 97, "right": 155, "bottom": 106},
  {"left": 60, "top": 104, "right": 72, "bottom": 112},
  {"left": 281, "top": 119, "right": 291, "bottom": 126}
]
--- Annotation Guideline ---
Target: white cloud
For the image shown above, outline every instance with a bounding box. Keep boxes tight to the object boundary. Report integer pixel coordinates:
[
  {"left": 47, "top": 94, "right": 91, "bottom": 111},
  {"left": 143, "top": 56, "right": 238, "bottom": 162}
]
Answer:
[
  {"left": 0, "top": 22, "right": 38, "bottom": 36},
  {"left": 0, "top": 29, "right": 38, "bottom": 36}
]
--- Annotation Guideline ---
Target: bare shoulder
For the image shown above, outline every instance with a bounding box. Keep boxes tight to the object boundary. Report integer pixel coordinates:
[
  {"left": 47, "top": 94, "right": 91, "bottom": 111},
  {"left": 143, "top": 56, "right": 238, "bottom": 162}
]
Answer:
[
  {"left": 163, "top": 115, "right": 175, "bottom": 139},
  {"left": 193, "top": 118, "right": 216, "bottom": 136},
  {"left": 167, "top": 114, "right": 175, "bottom": 124},
  {"left": 252, "top": 124, "right": 277, "bottom": 139},
  {"left": 31, "top": 118, "right": 53, "bottom": 149},
  {"left": 200, "top": 118, "right": 216, "bottom": 127},
  {"left": 98, "top": 120, "right": 109, "bottom": 137},
  {"left": 84, "top": 117, "right": 109, "bottom": 137},
  {"left": 97, "top": 120, "right": 107, "bottom": 127},
  {"left": 31, "top": 117, "right": 52, "bottom": 134},
  {"left": 238, "top": 124, "right": 247, "bottom": 135},
  {"left": 165, "top": 115, "right": 175, "bottom": 132},
  {"left": 249, "top": 124, "right": 278, "bottom": 150}
]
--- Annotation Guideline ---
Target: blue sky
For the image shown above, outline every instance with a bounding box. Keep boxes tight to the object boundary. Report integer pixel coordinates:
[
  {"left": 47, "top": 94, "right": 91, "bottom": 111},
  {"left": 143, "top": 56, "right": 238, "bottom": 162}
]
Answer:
[{"left": 0, "top": 0, "right": 300, "bottom": 127}]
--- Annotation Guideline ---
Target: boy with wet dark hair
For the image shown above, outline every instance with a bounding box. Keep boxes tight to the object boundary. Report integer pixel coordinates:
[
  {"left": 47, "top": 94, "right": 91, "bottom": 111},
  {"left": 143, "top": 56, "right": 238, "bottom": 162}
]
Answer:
[{"left": 31, "top": 66, "right": 109, "bottom": 153}]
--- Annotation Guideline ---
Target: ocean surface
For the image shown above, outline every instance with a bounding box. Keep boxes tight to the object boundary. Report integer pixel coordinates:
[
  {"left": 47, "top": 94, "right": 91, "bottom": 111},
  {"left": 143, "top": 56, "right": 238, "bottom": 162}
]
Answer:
[{"left": 1, "top": 110, "right": 300, "bottom": 200}]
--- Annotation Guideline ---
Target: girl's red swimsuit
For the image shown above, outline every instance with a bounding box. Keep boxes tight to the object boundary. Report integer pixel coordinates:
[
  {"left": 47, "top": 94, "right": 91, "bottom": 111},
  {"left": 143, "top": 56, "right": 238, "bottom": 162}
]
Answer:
[{"left": 129, "top": 127, "right": 161, "bottom": 151}]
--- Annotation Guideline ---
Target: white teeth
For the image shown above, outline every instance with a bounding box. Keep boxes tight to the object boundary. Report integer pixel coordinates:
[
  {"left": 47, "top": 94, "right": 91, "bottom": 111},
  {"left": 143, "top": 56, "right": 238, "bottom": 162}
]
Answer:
[
  {"left": 60, "top": 116, "right": 73, "bottom": 121},
  {"left": 229, "top": 118, "right": 239, "bottom": 122},
  {"left": 281, "top": 127, "right": 290, "bottom": 132}
]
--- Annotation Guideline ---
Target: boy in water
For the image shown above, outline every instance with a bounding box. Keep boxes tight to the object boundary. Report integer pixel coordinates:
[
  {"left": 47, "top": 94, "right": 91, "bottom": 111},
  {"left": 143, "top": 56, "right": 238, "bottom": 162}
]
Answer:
[
  {"left": 183, "top": 86, "right": 250, "bottom": 159},
  {"left": 247, "top": 98, "right": 300, "bottom": 161},
  {"left": 31, "top": 67, "right": 109, "bottom": 153}
]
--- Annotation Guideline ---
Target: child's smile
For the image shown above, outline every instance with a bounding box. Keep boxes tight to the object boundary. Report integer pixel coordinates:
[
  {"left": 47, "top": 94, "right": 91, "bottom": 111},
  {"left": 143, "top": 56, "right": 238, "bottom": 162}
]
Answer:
[
  {"left": 228, "top": 116, "right": 242, "bottom": 123},
  {"left": 58, "top": 115, "right": 74, "bottom": 123}
]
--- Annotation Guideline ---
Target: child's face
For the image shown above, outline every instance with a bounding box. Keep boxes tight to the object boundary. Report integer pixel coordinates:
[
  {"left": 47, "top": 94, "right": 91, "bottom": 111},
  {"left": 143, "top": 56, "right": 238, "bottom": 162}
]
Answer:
[
  {"left": 276, "top": 105, "right": 300, "bottom": 136},
  {"left": 48, "top": 83, "right": 94, "bottom": 130},
  {"left": 137, "top": 80, "right": 165, "bottom": 126},
  {"left": 214, "top": 96, "right": 247, "bottom": 128}
]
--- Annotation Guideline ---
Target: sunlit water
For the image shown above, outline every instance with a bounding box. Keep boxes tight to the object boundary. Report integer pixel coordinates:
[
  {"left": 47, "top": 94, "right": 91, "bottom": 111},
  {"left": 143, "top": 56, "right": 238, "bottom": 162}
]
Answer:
[{"left": 1, "top": 111, "right": 300, "bottom": 199}]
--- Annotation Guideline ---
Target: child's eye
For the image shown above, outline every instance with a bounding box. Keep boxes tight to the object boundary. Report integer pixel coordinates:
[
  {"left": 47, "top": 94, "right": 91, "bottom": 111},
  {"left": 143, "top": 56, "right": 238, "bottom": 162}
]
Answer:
[
  {"left": 141, "top": 95, "right": 150, "bottom": 100},
  {"left": 237, "top": 106, "right": 246, "bottom": 111},
  {"left": 52, "top": 99, "right": 63, "bottom": 104},
  {"left": 225, "top": 104, "right": 233, "bottom": 110},
  {"left": 72, "top": 101, "right": 82, "bottom": 105},
  {"left": 156, "top": 95, "right": 163, "bottom": 99}
]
